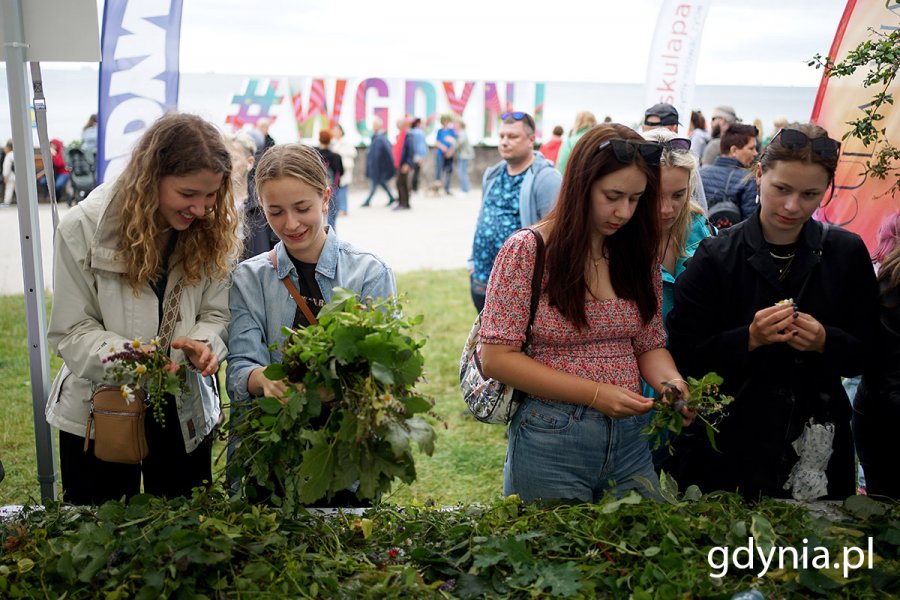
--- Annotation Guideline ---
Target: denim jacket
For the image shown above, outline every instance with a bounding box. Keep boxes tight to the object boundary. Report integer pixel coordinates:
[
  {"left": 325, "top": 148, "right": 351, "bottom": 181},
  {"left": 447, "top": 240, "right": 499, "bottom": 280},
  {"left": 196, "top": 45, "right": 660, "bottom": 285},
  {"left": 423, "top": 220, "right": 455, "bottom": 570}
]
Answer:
[{"left": 226, "top": 228, "right": 396, "bottom": 404}]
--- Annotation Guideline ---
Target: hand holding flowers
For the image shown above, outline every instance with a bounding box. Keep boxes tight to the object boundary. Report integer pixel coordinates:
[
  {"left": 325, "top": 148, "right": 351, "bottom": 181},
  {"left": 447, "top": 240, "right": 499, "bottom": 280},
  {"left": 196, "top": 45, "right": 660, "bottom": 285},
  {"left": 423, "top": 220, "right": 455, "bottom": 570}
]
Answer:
[{"left": 102, "top": 337, "right": 189, "bottom": 426}]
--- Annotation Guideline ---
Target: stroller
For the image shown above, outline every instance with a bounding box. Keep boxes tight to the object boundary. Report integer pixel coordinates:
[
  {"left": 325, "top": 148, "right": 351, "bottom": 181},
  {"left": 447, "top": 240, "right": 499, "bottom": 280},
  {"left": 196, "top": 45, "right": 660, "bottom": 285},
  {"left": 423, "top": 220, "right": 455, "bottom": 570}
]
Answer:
[{"left": 65, "top": 146, "right": 96, "bottom": 205}]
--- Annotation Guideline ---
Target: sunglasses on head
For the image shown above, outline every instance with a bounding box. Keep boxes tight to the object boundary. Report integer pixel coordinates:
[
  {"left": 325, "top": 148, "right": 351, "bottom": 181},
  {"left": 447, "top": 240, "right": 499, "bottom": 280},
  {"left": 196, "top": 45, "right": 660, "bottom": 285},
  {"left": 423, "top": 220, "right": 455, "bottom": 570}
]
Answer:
[
  {"left": 664, "top": 137, "right": 692, "bottom": 152},
  {"left": 774, "top": 128, "right": 841, "bottom": 157},
  {"left": 501, "top": 111, "right": 535, "bottom": 131},
  {"left": 596, "top": 139, "right": 663, "bottom": 166}
]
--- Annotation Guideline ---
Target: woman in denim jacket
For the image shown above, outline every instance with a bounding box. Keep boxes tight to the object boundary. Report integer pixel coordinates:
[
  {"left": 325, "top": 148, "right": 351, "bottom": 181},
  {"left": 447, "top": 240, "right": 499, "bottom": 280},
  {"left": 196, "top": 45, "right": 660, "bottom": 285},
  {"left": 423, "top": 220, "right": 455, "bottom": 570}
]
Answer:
[{"left": 226, "top": 144, "right": 395, "bottom": 502}]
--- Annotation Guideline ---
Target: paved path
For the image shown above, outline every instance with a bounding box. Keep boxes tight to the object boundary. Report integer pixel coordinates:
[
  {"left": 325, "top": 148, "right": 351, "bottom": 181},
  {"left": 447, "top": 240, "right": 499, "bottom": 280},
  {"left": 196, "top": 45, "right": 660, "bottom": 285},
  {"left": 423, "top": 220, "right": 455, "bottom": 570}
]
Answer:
[{"left": 0, "top": 188, "right": 481, "bottom": 296}]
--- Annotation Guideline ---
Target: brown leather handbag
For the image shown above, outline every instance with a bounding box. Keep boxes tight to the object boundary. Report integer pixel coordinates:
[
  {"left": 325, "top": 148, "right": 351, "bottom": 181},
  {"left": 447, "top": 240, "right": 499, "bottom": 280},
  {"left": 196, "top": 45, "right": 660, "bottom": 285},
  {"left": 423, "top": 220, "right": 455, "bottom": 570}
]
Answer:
[
  {"left": 83, "top": 278, "right": 184, "bottom": 464},
  {"left": 84, "top": 386, "right": 149, "bottom": 464}
]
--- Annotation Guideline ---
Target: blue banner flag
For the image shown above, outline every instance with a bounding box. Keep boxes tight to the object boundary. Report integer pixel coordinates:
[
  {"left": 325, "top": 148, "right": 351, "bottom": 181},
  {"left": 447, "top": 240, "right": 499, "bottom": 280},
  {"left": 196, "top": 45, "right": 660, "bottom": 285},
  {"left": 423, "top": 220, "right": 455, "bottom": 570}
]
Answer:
[{"left": 97, "top": 0, "right": 184, "bottom": 183}]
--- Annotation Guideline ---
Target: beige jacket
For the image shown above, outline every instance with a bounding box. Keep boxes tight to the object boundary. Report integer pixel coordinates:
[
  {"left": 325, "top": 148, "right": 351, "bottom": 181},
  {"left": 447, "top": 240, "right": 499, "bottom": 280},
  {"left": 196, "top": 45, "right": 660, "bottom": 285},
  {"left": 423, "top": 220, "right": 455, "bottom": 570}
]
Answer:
[{"left": 46, "top": 184, "right": 230, "bottom": 453}]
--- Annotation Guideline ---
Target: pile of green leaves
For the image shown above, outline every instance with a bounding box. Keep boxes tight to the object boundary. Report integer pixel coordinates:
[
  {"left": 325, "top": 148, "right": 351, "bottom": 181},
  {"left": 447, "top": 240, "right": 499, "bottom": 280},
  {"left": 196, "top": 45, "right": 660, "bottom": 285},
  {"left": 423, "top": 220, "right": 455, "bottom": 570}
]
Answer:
[
  {"left": 646, "top": 372, "right": 734, "bottom": 452},
  {"left": 2, "top": 485, "right": 898, "bottom": 598},
  {"left": 229, "top": 288, "right": 437, "bottom": 511}
]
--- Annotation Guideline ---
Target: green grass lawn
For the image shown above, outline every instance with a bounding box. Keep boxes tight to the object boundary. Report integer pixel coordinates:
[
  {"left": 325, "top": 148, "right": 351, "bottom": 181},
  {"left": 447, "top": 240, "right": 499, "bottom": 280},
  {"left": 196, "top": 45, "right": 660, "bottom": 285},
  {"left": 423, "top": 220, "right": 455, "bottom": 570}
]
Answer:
[{"left": 0, "top": 269, "right": 509, "bottom": 506}]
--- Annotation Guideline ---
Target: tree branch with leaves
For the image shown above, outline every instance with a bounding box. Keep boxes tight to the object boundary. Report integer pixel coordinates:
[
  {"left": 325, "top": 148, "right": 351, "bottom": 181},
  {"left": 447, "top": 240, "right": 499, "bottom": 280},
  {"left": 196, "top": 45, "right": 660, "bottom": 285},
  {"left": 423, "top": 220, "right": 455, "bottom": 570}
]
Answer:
[{"left": 809, "top": 25, "right": 899, "bottom": 196}]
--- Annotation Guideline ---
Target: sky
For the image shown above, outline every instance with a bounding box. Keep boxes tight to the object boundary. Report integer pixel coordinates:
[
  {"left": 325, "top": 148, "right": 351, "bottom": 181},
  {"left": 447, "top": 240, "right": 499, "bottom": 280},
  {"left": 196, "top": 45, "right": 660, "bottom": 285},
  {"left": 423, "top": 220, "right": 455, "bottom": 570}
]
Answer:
[{"left": 47, "top": 0, "right": 849, "bottom": 87}]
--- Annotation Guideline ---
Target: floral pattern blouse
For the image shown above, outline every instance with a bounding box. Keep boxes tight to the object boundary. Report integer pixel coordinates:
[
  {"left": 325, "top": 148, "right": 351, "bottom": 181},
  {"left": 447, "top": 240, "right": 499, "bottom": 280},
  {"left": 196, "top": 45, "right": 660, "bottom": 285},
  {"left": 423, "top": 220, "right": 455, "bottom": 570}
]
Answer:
[{"left": 480, "top": 229, "right": 666, "bottom": 396}]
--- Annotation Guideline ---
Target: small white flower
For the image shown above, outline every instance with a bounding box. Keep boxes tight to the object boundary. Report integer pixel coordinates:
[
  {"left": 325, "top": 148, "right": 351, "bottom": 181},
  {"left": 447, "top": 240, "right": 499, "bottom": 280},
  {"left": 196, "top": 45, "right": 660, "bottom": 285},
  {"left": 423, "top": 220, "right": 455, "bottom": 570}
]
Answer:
[
  {"left": 130, "top": 339, "right": 142, "bottom": 349},
  {"left": 120, "top": 384, "right": 136, "bottom": 405},
  {"left": 134, "top": 364, "right": 147, "bottom": 376},
  {"left": 150, "top": 338, "right": 159, "bottom": 348}
]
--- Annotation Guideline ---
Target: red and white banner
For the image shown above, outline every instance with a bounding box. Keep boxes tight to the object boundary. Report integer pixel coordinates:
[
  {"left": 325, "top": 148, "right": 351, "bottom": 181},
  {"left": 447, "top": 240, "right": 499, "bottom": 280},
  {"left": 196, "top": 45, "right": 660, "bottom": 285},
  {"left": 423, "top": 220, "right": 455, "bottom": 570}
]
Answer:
[
  {"left": 643, "top": 0, "right": 712, "bottom": 135},
  {"left": 813, "top": 0, "right": 900, "bottom": 252}
]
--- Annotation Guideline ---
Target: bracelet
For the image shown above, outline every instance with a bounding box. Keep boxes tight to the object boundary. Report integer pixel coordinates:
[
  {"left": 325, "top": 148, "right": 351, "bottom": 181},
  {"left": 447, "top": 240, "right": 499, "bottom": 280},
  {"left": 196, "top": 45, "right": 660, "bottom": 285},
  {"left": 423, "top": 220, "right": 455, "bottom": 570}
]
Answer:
[{"left": 589, "top": 383, "right": 600, "bottom": 411}]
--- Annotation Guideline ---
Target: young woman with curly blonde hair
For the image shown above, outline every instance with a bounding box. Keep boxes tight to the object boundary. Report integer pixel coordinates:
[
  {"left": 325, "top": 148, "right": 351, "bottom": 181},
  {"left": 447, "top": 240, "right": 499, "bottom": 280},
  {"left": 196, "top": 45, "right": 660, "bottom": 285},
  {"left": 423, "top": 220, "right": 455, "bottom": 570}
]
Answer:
[{"left": 47, "top": 112, "right": 241, "bottom": 504}]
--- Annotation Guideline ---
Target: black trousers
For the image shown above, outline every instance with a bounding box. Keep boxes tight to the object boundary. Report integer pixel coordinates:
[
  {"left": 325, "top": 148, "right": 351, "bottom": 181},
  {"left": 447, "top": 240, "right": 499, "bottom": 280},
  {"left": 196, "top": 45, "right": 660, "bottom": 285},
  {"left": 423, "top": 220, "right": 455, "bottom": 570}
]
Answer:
[
  {"left": 396, "top": 170, "right": 410, "bottom": 208},
  {"left": 59, "top": 395, "right": 213, "bottom": 505},
  {"left": 411, "top": 163, "right": 421, "bottom": 192},
  {"left": 853, "top": 407, "right": 900, "bottom": 500}
]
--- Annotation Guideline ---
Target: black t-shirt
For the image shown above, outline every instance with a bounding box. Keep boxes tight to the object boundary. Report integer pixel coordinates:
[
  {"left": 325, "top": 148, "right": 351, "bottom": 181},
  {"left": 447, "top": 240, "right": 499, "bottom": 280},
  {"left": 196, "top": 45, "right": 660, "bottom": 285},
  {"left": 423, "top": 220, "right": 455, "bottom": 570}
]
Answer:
[
  {"left": 287, "top": 255, "right": 325, "bottom": 328},
  {"left": 767, "top": 241, "right": 798, "bottom": 282},
  {"left": 151, "top": 231, "right": 179, "bottom": 326},
  {"left": 286, "top": 256, "right": 332, "bottom": 430}
]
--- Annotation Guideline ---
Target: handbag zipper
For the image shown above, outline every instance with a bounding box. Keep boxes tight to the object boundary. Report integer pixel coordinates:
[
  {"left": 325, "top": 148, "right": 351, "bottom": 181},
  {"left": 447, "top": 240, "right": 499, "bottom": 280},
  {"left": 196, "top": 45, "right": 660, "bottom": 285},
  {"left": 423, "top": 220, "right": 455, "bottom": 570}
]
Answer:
[{"left": 92, "top": 408, "right": 143, "bottom": 417}]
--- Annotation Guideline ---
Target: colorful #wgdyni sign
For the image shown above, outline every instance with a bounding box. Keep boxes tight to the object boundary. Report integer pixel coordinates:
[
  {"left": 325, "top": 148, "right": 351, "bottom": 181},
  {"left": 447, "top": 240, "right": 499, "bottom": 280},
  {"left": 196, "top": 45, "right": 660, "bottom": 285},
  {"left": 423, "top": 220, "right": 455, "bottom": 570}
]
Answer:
[
  {"left": 225, "top": 77, "right": 546, "bottom": 144},
  {"left": 812, "top": 0, "right": 900, "bottom": 252}
]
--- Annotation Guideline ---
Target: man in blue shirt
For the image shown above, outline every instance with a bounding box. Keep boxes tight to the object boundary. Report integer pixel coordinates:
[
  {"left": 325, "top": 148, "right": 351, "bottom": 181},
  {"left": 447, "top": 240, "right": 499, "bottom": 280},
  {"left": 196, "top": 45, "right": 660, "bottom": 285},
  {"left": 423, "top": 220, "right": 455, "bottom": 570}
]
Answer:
[{"left": 469, "top": 111, "right": 562, "bottom": 311}]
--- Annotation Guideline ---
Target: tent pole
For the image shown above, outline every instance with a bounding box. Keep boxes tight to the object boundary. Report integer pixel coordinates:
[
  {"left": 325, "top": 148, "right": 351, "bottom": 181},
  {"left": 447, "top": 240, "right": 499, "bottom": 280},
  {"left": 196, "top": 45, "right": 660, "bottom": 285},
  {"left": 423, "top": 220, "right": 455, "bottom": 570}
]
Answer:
[{"left": 2, "top": 0, "right": 58, "bottom": 502}]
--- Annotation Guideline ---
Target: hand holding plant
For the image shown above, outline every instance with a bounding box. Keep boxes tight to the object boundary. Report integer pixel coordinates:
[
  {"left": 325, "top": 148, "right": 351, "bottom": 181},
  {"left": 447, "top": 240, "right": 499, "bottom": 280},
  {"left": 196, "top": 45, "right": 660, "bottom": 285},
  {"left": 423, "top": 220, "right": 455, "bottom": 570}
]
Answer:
[
  {"left": 102, "top": 337, "right": 189, "bottom": 426},
  {"left": 229, "top": 288, "right": 439, "bottom": 511},
  {"left": 645, "top": 372, "right": 734, "bottom": 453}
]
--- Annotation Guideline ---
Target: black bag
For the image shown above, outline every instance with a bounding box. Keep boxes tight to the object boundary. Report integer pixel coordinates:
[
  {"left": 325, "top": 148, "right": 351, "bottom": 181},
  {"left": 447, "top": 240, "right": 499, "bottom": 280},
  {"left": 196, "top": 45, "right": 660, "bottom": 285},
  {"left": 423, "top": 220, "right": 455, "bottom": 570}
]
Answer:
[{"left": 707, "top": 169, "right": 743, "bottom": 229}]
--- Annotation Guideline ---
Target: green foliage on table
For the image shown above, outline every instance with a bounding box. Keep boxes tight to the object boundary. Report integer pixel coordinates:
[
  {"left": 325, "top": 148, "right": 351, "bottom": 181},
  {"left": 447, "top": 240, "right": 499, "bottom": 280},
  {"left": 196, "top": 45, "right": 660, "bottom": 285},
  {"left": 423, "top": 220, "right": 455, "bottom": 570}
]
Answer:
[
  {"left": 229, "top": 288, "right": 437, "bottom": 511},
  {"left": 1, "top": 484, "right": 898, "bottom": 598}
]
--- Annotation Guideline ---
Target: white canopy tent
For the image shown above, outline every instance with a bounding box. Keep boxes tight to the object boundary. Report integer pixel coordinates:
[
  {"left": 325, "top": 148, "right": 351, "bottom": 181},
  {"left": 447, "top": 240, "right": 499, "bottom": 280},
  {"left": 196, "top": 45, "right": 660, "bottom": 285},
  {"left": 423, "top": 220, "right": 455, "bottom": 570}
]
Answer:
[{"left": 1, "top": 0, "right": 100, "bottom": 501}]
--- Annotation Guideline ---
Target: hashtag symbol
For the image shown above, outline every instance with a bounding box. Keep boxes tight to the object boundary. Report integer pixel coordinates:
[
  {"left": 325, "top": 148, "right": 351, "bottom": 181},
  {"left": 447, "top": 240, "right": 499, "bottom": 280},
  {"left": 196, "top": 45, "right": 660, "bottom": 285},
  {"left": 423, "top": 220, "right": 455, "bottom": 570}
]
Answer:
[{"left": 226, "top": 78, "right": 284, "bottom": 130}]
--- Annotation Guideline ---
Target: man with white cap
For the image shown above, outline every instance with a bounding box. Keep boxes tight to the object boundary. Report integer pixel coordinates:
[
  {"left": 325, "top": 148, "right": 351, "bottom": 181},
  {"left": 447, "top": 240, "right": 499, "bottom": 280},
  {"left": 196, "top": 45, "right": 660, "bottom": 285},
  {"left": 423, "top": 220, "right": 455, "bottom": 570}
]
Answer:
[{"left": 701, "top": 105, "right": 738, "bottom": 166}]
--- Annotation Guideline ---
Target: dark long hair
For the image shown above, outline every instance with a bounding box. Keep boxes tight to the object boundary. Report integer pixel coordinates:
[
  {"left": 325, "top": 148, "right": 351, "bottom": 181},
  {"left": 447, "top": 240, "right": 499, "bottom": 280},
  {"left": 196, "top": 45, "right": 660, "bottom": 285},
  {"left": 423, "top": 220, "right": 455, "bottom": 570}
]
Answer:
[{"left": 543, "top": 123, "right": 662, "bottom": 328}]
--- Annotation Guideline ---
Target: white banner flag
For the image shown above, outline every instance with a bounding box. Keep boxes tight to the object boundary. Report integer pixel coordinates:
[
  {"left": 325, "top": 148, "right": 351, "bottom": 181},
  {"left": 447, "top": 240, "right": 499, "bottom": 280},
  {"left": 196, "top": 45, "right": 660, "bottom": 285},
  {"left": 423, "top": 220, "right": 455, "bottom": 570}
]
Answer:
[{"left": 643, "top": 0, "right": 712, "bottom": 135}]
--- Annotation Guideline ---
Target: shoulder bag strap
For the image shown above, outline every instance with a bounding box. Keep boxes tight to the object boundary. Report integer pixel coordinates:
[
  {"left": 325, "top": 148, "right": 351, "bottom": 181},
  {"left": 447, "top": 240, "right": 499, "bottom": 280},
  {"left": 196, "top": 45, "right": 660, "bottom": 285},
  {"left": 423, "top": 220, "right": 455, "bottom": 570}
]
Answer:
[
  {"left": 158, "top": 277, "right": 185, "bottom": 354},
  {"left": 269, "top": 249, "right": 318, "bottom": 326},
  {"left": 522, "top": 228, "right": 545, "bottom": 348},
  {"left": 722, "top": 168, "right": 738, "bottom": 200}
]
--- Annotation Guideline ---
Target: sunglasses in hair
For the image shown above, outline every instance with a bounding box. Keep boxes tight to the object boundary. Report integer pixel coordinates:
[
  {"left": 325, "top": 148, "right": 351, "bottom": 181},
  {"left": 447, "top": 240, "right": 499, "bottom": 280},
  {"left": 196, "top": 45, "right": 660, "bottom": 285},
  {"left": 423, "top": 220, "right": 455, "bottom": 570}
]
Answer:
[
  {"left": 773, "top": 128, "right": 841, "bottom": 157},
  {"left": 596, "top": 139, "right": 663, "bottom": 166},
  {"left": 664, "top": 137, "right": 692, "bottom": 152},
  {"left": 501, "top": 111, "right": 535, "bottom": 132}
]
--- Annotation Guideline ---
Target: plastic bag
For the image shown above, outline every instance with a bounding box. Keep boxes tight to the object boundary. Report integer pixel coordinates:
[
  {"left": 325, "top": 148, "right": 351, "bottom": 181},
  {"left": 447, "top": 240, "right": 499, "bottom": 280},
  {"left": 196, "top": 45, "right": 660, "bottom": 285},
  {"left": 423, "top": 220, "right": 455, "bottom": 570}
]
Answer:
[{"left": 783, "top": 418, "right": 835, "bottom": 501}]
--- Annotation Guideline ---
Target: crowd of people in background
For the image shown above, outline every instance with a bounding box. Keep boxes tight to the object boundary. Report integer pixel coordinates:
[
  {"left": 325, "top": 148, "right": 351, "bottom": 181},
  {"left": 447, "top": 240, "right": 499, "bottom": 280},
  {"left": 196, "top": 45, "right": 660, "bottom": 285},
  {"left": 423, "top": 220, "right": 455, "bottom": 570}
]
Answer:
[{"left": 2, "top": 95, "right": 895, "bottom": 507}]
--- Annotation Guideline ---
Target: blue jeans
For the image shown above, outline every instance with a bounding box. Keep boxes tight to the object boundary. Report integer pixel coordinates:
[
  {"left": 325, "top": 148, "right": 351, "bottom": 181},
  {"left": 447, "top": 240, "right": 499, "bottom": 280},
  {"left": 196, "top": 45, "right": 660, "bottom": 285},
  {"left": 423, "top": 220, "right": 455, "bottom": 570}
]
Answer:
[
  {"left": 362, "top": 180, "right": 396, "bottom": 206},
  {"left": 843, "top": 376, "right": 866, "bottom": 489},
  {"left": 457, "top": 158, "right": 470, "bottom": 193},
  {"left": 470, "top": 274, "right": 487, "bottom": 313},
  {"left": 434, "top": 152, "right": 453, "bottom": 192},
  {"left": 504, "top": 396, "right": 660, "bottom": 502},
  {"left": 335, "top": 185, "right": 349, "bottom": 213}
]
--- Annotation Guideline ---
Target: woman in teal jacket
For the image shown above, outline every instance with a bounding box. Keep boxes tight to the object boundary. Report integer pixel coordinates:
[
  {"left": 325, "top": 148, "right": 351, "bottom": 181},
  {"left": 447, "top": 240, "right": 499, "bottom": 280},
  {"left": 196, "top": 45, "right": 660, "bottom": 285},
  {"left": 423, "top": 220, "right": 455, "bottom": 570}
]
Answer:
[{"left": 641, "top": 128, "right": 714, "bottom": 466}]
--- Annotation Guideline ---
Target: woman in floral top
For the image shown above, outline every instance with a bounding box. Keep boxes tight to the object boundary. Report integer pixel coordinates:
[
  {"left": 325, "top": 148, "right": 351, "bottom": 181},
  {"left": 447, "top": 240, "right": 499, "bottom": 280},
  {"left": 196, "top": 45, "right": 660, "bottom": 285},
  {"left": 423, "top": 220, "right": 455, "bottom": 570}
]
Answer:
[{"left": 480, "top": 123, "right": 693, "bottom": 503}]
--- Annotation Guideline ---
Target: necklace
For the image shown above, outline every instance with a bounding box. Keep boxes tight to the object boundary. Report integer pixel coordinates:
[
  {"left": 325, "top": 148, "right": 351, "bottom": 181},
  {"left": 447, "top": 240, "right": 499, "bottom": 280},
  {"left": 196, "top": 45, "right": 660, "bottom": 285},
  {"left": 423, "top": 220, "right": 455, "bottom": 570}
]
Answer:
[
  {"left": 769, "top": 249, "right": 797, "bottom": 282},
  {"left": 590, "top": 249, "right": 609, "bottom": 266}
]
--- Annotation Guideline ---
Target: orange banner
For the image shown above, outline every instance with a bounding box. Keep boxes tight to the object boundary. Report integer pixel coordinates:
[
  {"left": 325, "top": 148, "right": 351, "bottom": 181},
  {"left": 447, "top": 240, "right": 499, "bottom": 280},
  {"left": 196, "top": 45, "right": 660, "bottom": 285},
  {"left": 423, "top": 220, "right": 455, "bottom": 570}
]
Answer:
[{"left": 812, "top": 0, "right": 900, "bottom": 252}]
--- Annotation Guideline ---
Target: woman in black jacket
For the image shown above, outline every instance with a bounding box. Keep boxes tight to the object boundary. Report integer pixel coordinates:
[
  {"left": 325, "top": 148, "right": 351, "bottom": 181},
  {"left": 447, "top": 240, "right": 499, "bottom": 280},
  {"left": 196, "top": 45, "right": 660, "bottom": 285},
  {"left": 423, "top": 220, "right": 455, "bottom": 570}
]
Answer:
[
  {"left": 666, "top": 123, "right": 879, "bottom": 500},
  {"left": 853, "top": 213, "right": 900, "bottom": 500}
]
